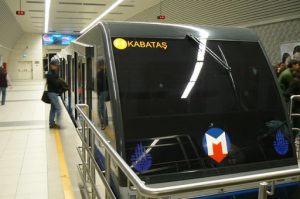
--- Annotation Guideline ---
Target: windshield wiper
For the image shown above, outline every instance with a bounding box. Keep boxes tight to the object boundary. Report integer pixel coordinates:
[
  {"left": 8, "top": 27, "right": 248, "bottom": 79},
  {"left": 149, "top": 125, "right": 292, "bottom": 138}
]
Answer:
[{"left": 186, "top": 34, "right": 247, "bottom": 111}]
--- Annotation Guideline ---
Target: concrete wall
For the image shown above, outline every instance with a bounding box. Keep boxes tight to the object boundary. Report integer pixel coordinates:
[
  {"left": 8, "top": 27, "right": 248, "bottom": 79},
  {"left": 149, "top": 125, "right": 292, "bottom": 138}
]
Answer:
[
  {"left": 0, "top": 2, "right": 44, "bottom": 80},
  {"left": 8, "top": 34, "right": 43, "bottom": 80},
  {"left": 250, "top": 19, "right": 300, "bottom": 64},
  {"left": 0, "top": 1, "right": 23, "bottom": 64}
]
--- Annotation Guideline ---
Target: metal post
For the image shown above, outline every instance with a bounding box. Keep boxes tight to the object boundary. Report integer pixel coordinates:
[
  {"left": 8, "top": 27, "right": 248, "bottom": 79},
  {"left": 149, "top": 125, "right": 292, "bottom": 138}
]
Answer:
[
  {"left": 296, "top": 137, "right": 300, "bottom": 160},
  {"left": 105, "top": 150, "right": 111, "bottom": 199},
  {"left": 91, "top": 131, "right": 96, "bottom": 199},
  {"left": 82, "top": 120, "right": 87, "bottom": 182},
  {"left": 137, "top": 193, "right": 148, "bottom": 199},
  {"left": 289, "top": 97, "right": 293, "bottom": 121},
  {"left": 87, "top": 125, "right": 91, "bottom": 181},
  {"left": 258, "top": 181, "right": 274, "bottom": 199},
  {"left": 136, "top": 193, "right": 143, "bottom": 199},
  {"left": 258, "top": 182, "right": 268, "bottom": 199}
]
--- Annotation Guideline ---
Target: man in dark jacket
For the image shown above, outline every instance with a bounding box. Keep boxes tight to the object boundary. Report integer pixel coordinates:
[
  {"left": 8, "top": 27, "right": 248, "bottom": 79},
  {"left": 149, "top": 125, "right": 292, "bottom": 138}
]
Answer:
[{"left": 47, "top": 58, "right": 61, "bottom": 129}]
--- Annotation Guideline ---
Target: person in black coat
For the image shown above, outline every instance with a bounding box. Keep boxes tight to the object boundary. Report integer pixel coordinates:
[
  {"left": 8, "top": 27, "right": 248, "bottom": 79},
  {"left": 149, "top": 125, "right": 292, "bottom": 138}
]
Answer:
[{"left": 46, "top": 58, "right": 62, "bottom": 129}]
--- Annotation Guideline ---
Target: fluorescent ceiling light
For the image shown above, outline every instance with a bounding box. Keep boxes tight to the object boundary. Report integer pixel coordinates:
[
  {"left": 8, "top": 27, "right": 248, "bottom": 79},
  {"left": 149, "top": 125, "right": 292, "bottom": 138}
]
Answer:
[
  {"left": 80, "top": 0, "right": 124, "bottom": 34},
  {"left": 0, "top": 44, "right": 12, "bottom": 51},
  {"left": 44, "top": 0, "right": 51, "bottom": 33},
  {"left": 72, "top": 40, "right": 93, "bottom": 47}
]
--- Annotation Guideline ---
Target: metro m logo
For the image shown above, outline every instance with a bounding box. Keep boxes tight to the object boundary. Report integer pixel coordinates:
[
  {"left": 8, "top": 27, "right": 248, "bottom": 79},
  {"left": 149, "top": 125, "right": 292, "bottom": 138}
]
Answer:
[
  {"left": 202, "top": 128, "right": 231, "bottom": 163},
  {"left": 205, "top": 132, "right": 228, "bottom": 155}
]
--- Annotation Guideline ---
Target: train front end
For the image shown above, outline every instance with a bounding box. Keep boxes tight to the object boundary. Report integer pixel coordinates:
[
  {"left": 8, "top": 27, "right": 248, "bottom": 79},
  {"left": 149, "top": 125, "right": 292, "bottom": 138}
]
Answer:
[{"left": 83, "top": 22, "right": 300, "bottom": 198}]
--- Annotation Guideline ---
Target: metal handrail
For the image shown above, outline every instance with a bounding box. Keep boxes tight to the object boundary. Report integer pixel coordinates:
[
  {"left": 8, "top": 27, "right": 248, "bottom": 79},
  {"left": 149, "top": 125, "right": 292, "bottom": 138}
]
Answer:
[
  {"left": 289, "top": 95, "right": 300, "bottom": 119},
  {"left": 289, "top": 95, "right": 300, "bottom": 133},
  {"left": 76, "top": 104, "right": 300, "bottom": 198}
]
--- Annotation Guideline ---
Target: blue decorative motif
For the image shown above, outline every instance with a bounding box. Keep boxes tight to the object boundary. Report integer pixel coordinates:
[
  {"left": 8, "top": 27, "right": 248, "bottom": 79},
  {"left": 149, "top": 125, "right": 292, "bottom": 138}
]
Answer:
[
  {"left": 130, "top": 143, "right": 152, "bottom": 173},
  {"left": 273, "top": 130, "right": 289, "bottom": 155}
]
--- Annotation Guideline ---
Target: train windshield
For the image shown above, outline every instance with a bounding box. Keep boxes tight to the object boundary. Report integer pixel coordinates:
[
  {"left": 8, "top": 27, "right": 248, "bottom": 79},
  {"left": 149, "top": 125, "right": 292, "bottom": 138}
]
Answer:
[{"left": 111, "top": 37, "right": 296, "bottom": 182}]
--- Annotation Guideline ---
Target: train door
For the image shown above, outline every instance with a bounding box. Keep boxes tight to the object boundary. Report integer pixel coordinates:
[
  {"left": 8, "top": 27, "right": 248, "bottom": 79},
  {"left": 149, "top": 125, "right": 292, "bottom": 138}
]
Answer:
[
  {"left": 81, "top": 62, "right": 86, "bottom": 104},
  {"left": 61, "top": 58, "right": 66, "bottom": 101},
  {"left": 65, "top": 55, "right": 72, "bottom": 115},
  {"left": 73, "top": 53, "right": 78, "bottom": 119},
  {"left": 85, "top": 47, "right": 94, "bottom": 119},
  {"left": 68, "top": 55, "right": 76, "bottom": 118},
  {"left": 77, "top": 56, "right": 86, "bottom": 104}
]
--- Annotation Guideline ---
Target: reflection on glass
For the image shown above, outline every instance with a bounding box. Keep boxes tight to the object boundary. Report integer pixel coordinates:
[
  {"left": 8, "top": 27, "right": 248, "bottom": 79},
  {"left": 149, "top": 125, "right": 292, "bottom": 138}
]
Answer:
[
  {"left": 181, "top": 38, "right": 207, "bottom": 99},
  {"left": 112, "top": 38, "right": 295, "bottom": 181}
]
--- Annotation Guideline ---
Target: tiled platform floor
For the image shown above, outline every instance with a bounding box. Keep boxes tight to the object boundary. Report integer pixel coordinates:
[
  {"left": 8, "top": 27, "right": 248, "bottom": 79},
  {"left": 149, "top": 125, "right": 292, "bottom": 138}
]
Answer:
[{"left": 0, "top": 80, "right": 82, "bottom": 199}]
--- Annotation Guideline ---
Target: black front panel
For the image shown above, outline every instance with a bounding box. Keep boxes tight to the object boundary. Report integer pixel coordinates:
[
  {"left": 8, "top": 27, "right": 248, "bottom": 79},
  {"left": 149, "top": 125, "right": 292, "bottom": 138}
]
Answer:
[{"left": 111, "top": 37, "right": 297, "bottom": 183}]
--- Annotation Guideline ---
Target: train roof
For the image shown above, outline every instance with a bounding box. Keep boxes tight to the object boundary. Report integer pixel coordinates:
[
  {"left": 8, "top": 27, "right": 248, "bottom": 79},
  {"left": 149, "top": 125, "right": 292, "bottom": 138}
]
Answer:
[{"left": 83, "top": 21, "right": 259, "bottom": 42}]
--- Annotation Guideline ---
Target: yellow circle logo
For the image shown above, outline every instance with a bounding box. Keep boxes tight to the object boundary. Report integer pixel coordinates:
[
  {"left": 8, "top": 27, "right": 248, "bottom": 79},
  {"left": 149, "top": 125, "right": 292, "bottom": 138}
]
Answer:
[{"left": 113, "top": 38, "right": 127, "bottom": 50}]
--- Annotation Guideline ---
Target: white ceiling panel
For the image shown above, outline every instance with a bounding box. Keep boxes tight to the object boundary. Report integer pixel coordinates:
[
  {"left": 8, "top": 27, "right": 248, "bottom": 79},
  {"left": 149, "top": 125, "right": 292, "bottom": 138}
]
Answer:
[
  {"left": 6, "top": 0, "right": 299, "bottom": 34},
  {"left": 129, "top": 0, "right": 300, "bottom": 28},
  {"left": 5, "top": 0, "right": 161, "bottom": 34}
]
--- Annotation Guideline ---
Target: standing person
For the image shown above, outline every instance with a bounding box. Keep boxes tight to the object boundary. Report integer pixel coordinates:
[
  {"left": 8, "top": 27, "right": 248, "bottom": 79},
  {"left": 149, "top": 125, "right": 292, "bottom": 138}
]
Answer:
[
  {"left": 0, "top": 64, "right": 12, "bottom": 105},
  {"left": 97, "top": 58, "right": 108, "bottom": 130},
  {"left": 275, "top": 53, "right": 291, "bottom": 76},
  {"left": 286, "top": 71, "right": 300, "bottom": 129},
  {"left": 293, "top": 45, "right": 300, "bottom": 61},
  {"left": 47, "top": 58, "right": 61, "bottom": 129},
  {"left": 278, "top": 59, "right": 300, "bottom": 93}
]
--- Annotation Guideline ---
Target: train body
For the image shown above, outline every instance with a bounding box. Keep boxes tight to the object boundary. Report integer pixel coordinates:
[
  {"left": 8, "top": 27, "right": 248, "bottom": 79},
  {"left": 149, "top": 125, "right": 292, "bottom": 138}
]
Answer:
[{"left": 57, "top": 22, "right": 299, "bottom": 198}]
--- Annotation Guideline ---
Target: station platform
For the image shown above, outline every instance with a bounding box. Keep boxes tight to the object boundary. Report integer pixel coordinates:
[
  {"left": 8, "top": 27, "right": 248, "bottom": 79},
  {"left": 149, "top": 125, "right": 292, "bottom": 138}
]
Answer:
[{"left": 0, "top": 80, "right": 82, "bottom": 199}]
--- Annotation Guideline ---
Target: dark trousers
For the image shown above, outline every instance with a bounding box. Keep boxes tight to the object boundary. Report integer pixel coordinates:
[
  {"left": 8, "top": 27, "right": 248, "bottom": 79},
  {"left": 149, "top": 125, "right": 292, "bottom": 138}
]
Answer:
[{"left": 0, "top": 87, "right": 6, "bottom": 105}]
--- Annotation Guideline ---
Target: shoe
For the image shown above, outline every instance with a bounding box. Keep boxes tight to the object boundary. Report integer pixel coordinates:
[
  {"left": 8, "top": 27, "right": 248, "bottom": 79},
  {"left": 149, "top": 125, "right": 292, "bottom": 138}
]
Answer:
[{"left": 50, "top": 124, "right": 61, "bottom": 129}]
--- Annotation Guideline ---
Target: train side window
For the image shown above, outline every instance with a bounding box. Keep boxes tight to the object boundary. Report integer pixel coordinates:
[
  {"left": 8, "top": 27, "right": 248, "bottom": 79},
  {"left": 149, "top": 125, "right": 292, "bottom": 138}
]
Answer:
[
  {"left": 77, "top": 25, "right": 117, "bottom": 144},
  {"left": 95, "top": 58, "right": 115, "bottom": 142},
  {"left": 78, "top": 29, "right": 117, "bottom": 144}
]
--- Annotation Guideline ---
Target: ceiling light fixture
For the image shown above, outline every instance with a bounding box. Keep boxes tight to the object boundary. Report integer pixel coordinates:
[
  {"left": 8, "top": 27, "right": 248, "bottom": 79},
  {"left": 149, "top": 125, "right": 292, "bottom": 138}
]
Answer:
[
  {"left": 80, "top": 0, "right": 124, "bottom": 34},
  {"left": 0, "top": 44, "right": 13, "bottom": 51},
  {"left": 72, "top": 41, "right": 93, "bottom": 47},
  {"left": 44, "top": 0, "right": 51, "bottom": 33}
]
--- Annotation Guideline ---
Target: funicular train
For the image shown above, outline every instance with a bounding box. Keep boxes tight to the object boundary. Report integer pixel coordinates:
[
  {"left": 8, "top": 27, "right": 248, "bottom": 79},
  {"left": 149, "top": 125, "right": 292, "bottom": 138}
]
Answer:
[{"left": 56, "top": 21, "right": 300, "bottom": 199}]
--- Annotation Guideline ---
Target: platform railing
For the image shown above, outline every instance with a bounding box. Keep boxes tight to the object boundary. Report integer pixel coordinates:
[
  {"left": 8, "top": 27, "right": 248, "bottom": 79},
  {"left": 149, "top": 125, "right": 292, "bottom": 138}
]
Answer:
[
  {"left": 75, "top": 104, "right": 116, "bottom": 199},
  {"left": 75, "top": 104, "right": 300, "bottom": 199},
  {"left": 289, "top": 95, "right": 300, "bottom": 132},
  {"left": 289, "top": 95, "right": 300, "bottom": 159}
]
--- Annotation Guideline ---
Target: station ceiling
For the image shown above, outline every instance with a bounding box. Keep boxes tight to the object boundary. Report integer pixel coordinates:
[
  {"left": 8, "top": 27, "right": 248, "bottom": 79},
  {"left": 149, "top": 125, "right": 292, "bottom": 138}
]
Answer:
[
  {"left": 5, "top": 0, "right": 161, "bottom": 33},
  {"left": 4, "top": 0, "right": 300, "bottom": 34}
]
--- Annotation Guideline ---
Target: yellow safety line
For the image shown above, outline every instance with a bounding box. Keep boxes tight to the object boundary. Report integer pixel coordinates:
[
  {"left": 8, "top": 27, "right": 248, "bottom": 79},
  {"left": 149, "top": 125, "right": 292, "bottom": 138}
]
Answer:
[{"left": 54, "top": 128, "right": 76, "bottom": 199}]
